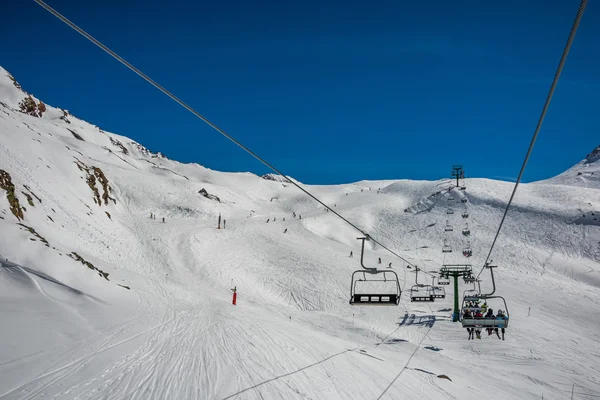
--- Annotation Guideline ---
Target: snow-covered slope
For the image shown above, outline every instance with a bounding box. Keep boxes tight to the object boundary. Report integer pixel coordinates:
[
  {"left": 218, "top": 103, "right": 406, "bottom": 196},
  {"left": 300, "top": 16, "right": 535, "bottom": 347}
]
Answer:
[
  {"left": 1, "top": 66, "right": 600, "bottom": 400},
  {"left": 542, "top": 145, "right": 600, "bottom": 188}
]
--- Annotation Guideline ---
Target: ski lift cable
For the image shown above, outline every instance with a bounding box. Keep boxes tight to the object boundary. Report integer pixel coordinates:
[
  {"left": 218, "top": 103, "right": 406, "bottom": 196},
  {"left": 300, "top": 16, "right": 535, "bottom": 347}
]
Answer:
[
  {"left": 34, "top": 0, "right": 419, "bottom": 267},
  {"left": 477, "top": 0, "right": 588, "bottom": 280}
]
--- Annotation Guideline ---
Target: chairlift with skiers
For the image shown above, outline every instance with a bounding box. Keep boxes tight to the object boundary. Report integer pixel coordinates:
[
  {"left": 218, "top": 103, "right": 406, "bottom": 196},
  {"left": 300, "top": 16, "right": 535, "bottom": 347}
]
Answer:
[{"left": 462, "top": 223, "right": 471, "bottom": 236}]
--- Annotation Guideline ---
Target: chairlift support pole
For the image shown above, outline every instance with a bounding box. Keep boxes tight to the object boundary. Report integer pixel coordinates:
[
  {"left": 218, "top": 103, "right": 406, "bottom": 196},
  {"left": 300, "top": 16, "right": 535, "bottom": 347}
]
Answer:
[
  {"left": 440, "top": 264, "right": 473, "bottom": 322},
  {"left": 451, "top": 165, "right": 464, "bottom": 188}
]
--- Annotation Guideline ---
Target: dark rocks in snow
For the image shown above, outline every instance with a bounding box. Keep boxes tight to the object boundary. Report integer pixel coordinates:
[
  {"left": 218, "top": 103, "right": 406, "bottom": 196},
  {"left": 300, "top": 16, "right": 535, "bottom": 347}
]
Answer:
[
  {"left": 0, "top": 169, "right": 25, "bottom": 220},
  {"left": 109, "top": 137, "right": 129, "bottom": 155},
  {"left": 585, "top": 145, "right": 600, "bottom": 164},
  {"left": 261, "top": 173, "right": 292, "bottom": 183},
  {"left": 199, "top": 188, "right": 220, "bottom": 202},
  {"left": 19, "top": 95, "right": 45, "bottom": 117}
]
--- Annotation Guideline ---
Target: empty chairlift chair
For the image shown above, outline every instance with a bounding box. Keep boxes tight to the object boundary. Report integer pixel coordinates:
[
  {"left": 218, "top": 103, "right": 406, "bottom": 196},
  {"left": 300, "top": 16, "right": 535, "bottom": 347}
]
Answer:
[
  {"left": 462, "top": 223, "right": 471, "bottom": 236},
  {"left": 445, "top": 220, "right": 453, "bottom": 232},
  {"left": 410, "top": 267, "right": 435, "bottom": 302},
  {"left": 447, "top": 208, "right": 454, "bottom": 215},
  {"left": 442, "top": 239, "right": 452, "bottom": 253},
  {"left": 461, "top": 198, "right": 468, "bottom": 203},
  {"left": 431, "top": 276, "right": 446, "bottom": 299},
  {"left": 349, "top": 236, "right": 401, "bottom": 306}
]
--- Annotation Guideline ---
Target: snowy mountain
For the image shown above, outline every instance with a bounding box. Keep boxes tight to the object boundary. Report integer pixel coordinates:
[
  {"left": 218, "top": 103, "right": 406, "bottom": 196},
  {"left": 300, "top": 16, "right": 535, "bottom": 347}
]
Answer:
[
  {"left": 542, "top": 145, "right": 600, "bottom": 188},
  {"left": 1, "top": 66, "right": 600, "bottom": 400}
]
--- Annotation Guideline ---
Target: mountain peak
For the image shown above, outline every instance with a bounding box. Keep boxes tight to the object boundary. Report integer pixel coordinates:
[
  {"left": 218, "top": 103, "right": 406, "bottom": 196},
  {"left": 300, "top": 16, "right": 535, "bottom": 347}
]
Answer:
[{"left": 584, "top": 145, "right": 600, "bottom": 164}]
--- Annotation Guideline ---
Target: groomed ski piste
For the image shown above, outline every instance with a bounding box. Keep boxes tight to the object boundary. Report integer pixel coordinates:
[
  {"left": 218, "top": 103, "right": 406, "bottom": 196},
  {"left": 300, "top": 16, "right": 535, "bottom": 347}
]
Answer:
[{"left": 1, "top": 66, "right": 599, "bottom": 400}]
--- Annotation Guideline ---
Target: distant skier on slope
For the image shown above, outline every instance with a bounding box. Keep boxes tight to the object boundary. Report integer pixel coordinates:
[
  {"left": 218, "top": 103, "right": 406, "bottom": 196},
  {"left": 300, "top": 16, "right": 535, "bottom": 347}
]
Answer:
[
  {"left": 284, "top": 228, "right": 287, "bottom": 233},
  {"left": 378, "top": 257, "right": 381, "bottom": 264},
  {"left": 349, "top": 251, "right": 353, "bottom": 258}
]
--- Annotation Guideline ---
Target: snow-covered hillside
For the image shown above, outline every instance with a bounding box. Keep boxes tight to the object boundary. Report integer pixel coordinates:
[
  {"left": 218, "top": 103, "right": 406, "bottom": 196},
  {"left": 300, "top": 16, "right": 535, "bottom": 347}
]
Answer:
[
  {"left": 542, "top": 145, "right": 600, "bottom": 189},
  {"left": 1, "top": 66, "right": 600, "bottom": 400}
]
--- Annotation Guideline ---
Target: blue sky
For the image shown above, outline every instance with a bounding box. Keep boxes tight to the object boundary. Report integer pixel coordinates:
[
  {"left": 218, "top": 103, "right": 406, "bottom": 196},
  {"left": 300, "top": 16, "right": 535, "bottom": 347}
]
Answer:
[{"left": 2, "top": 0, "right": 598, "bottom": 184}]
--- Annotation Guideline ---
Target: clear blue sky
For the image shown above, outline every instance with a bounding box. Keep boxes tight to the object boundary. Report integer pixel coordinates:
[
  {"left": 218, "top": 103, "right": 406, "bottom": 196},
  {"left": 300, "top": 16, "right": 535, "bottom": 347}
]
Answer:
[{"left": 2, "top": 0, "right": 598, "bottom": 184}]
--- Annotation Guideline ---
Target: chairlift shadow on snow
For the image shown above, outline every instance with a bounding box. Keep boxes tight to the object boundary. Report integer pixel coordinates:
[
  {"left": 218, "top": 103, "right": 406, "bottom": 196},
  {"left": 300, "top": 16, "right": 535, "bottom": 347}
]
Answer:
[{"left": 397, "top": 313, "right": 436, "bottom": 328}]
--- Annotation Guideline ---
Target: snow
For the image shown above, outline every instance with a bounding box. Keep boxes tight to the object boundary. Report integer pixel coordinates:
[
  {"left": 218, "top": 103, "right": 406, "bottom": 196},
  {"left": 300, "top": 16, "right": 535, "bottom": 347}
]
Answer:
[{"left": 1, "top": 65, "right": 600, "bottom": 399}]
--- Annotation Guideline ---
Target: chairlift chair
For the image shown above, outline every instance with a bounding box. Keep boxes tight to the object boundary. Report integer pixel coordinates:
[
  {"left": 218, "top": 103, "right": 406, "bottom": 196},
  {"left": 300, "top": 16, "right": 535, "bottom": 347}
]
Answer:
[
  {"left": 444, "top": 220, "right": 453, "bottom": 232},
  {"left": 446, "top": 208, "right": 454, "bottom": 215},
  {"left": 448, "top": 196, "right": 455, "bottom": 201},
  {"left": 462, "top": 223, "right": 471, "bottom": 236},
  {"left": 462, "top": 212, "right": 469, "bottom": 219},
  {"left": 460, "top": 186, "right": 466, "bottom": 190},
  {"left": 442, "top": 239, "right": 452, "bottom": 253},
  {"left": 410, "top": 267, "right": 435, "bottom": 302},
  {"left": 410, "top": 285, "right": 435, "bottom": 302},
  {"left": 431, "top": 276, "right": 446, "bottom": 299},
  {"left": 349, "top": 237, "right": 401, "bottom": 306},
  {"left": 461, "top": 198, "right": 467, "bottom": 203},
  {"left": 438, "top": 276, "right": 450, "bottom": 285},
  {"left": 460, "top": 264, "right": 509, "bottom": 329}
]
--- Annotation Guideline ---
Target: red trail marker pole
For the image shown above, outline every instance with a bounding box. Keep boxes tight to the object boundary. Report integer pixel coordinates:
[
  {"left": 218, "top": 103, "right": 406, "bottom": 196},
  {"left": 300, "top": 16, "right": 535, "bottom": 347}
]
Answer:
[{"left": 231, "top": 286, "right": 237, "bottom": 305}]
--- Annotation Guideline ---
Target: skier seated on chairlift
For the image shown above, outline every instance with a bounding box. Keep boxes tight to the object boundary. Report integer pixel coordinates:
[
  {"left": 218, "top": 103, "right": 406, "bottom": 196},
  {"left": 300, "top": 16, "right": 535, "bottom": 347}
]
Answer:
[
  {"left": 463, "top": 309, "right": 475, "bottom": 340},
  {"left": 474, "top": 310, "right": 483, "bottom": 339},
  {"left": 485, "top": 308, "right": 495, "bottom": 336},
  {"left": 495, "top": 310, "right": 507, "bottom": 340}
]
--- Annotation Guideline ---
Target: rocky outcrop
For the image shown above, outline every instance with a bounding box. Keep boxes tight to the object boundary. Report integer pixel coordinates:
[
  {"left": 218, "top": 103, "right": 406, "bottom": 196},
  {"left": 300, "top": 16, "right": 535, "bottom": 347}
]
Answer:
[
  {"left": 198, "top": 188, "right": 220, "bottom": 202},
  {"left": 0, "top": 169, "right": 24, "bottom": 220}
]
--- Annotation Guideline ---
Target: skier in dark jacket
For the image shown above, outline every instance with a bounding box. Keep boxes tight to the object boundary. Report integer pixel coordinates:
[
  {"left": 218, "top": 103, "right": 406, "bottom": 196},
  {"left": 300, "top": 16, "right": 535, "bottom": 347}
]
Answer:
[{"left": 463, "top": 309, "right": 474, "bottom": 340}]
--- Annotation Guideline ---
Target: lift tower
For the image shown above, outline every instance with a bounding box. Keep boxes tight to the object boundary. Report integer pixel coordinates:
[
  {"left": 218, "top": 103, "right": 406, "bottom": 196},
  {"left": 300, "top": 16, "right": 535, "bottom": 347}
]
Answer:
[
  {"left": 451, "top": 165, "right": 464, "bottom": 188},
  {"left": 439, "top": 264, "right": 473, "bottom": 321}
]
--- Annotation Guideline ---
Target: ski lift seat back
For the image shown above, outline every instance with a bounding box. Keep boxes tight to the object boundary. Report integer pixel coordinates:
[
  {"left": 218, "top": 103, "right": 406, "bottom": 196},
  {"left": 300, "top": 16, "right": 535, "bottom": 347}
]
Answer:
[{"left": 351, "top": 293, "right": 399, "bottom": 305}]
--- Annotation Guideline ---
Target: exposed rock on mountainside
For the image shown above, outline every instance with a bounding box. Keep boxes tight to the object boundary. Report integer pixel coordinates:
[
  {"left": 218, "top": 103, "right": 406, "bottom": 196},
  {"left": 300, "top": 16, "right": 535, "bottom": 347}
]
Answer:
[
  {"left": 198, "top": 188, "right": 221, "bottom": 202},
  {"left": 0, "top": 169, "right": 24, "bottom": 220},
  {"left": 74, "top": 159, "right": 115, "bottom": 206}
]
